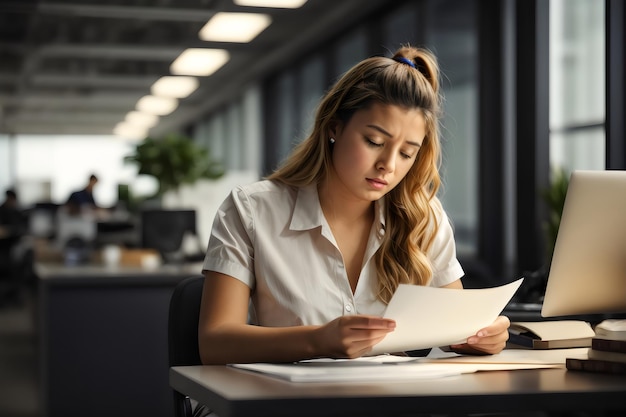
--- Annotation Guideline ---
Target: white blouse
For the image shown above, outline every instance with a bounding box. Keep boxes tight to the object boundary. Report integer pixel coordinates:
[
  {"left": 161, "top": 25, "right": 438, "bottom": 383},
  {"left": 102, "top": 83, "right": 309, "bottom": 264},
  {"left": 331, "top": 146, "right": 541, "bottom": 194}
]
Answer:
[{"left": 202, "top": 180, "right": 464, "bottom": 327}]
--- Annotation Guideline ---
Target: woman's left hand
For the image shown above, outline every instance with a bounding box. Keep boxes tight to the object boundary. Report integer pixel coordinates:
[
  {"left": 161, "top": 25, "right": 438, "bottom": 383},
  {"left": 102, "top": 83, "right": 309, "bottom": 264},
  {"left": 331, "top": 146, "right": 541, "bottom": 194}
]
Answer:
[{"left": 449, "top": 315, "right": 510, "bottom": 355}]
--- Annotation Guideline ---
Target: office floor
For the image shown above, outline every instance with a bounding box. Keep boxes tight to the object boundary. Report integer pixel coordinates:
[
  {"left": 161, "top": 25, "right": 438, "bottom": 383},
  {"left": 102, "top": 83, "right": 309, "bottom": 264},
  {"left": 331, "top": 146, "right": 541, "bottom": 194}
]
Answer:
[{"left": 0, "top": 286, "right": 39, "bottom": 417}]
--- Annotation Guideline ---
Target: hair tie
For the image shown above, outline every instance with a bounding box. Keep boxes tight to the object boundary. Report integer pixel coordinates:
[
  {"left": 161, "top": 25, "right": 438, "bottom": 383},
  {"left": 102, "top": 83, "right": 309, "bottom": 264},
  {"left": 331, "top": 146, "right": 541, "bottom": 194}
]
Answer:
[{"left": 394, "top": 57, "right": 416, "bottom": 69}]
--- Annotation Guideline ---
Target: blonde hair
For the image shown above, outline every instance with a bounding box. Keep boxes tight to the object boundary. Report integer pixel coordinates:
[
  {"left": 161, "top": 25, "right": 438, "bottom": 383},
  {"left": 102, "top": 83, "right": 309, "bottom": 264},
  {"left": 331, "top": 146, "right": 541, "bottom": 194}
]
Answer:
[{"left": 268, "top": 46, "right": 443, "bottom": 303}]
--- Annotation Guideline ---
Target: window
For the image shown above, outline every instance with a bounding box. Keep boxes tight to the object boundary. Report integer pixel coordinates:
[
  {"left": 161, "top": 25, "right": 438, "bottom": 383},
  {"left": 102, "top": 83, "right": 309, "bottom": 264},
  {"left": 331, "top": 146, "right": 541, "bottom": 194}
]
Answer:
[
  {"left": 296, "top": 54, "right": 325, "bottom": 142},
  {"left": 549, "top": 0, "right": 605, "bottom": 173},
  {"left": 425, "top": 0, "right": 479, "bottom": 257},
  {"left": 193, "top": 85, "right": 263, "bottom": 175},
  {"left": 275, "top": 71, "right": 298, "bottom": 166},
  {"left": 383, "top": 2, "right": 420, "bottom": 50},
  {"left": 333, "top": 27, "right": 368, "bottom": 77}
]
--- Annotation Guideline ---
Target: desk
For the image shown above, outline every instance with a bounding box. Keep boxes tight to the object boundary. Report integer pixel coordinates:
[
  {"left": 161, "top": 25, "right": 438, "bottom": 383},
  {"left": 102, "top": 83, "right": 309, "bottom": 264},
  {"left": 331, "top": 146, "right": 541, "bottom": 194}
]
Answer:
[
  {"left": 38, "top": 263, "right": 202, "bottom": 417},
  {"left": 170, "top": 365, "right": 626, "bottom": 417}
]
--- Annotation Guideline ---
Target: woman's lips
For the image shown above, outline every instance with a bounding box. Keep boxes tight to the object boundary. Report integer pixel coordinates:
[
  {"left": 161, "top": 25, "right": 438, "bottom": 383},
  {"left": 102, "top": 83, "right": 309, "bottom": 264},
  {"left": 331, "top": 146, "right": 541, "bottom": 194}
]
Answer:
[{"left": 367, "top": 178, "right": 388, "bottom": 190}]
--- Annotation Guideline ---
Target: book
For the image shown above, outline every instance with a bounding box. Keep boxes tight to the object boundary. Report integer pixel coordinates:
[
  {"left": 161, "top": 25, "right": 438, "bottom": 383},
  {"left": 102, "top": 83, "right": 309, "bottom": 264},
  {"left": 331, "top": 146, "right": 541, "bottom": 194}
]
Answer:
[
  {"left": 594, "top": 319, "right": 626, "bottom": 341},
  {"left": 507, "top": 320, "right": 595, "bottom": 349},
  {"left": 588, "top": 348, "right": 626, "bottom": 364},
  {"left": 591, "top": 337, "right": 626, "bottom": 353},
  {"left": 566, "top": 357, "right": 626, "bottom": 375}
]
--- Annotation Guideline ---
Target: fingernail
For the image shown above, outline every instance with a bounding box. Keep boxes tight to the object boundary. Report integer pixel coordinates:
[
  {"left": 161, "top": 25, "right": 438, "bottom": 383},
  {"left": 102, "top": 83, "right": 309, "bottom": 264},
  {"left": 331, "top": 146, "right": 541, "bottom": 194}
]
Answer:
[{"left": 468, "top": 337, "right": 478, "bottom": 344}]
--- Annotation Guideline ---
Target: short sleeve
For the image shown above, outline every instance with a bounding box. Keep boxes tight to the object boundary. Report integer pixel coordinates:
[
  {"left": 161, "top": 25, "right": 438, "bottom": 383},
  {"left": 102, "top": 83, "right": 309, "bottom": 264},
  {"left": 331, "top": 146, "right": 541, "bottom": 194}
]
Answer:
[{"left": 202, "top": 187, "right": 256, "bottom": 288}]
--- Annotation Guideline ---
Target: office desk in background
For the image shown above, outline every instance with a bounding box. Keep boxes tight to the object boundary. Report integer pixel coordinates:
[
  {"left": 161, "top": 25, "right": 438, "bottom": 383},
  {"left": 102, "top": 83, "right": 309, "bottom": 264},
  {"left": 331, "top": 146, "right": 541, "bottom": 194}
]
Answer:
[
  {"left": 38, "top": 263, "right": 203, "bottom": 417},
  {"left": 170, "top": 364, "right": 626, "bottom": 417}
]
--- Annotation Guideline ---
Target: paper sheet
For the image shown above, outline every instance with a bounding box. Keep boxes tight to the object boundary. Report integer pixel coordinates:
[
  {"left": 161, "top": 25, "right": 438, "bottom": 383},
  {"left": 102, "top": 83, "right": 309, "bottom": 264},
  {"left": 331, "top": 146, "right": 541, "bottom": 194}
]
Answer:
[
  {"left": 370, "top": 278, "right": 524, "bottom": 355},
  {"left": 230, "top": 356, "right": 563, "bottom": 383},
  {"left": 228, "top": 338, "right": 592, "bottom": 384},
  {"left": 424, "top": 347, "right": 589, "bottom": 365},
  {"left": 231, "top": 362, "right": 463, "bottom": 382},
  {"left": 298, "top": 355, "right": 420, "bottom": 366}
]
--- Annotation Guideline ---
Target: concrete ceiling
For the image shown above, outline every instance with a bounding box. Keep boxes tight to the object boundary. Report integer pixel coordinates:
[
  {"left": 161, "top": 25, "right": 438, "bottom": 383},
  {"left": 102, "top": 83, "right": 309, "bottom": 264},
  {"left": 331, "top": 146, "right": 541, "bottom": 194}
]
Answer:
[{"left": 0, "top": 0, "right": 392, "bottom": 137}]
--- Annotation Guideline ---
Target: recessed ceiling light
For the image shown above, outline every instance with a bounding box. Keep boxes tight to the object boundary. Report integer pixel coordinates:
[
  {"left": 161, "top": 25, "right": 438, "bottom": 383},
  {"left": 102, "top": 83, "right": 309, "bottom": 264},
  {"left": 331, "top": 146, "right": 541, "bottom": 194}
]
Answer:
[
  {"left": 125, "top": 111, "right": 159, "bottom": 128},
  {"left": 199, "top": 12, "right": 272, "bottom": 43},
  {"left": 151, "top": 76, "right": 199, "bottom": 98},
  {"left": 170, "top": 49, "right": 230, "bottom": 76},
  {"left": 113, "top": 122, "right": 148, "bottom": 141},
  {"left": 136, "top": 95, "right": 178, "bottom": 116},
  {"left": 234, "top": 0, "right": 307, "bottom": 8}
]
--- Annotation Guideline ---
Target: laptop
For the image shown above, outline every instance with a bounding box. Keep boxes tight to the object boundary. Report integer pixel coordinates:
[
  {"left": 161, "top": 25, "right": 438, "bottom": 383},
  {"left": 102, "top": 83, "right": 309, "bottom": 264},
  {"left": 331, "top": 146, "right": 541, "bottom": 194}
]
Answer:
[{"left": 541, "top": 170, "right": 626, "bottom": 317}]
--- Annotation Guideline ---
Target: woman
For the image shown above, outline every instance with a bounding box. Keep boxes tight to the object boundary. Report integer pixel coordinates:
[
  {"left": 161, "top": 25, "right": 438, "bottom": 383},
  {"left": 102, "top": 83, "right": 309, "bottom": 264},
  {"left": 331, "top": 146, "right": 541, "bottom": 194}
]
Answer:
[{"left": 198, "top": 46, "right": 510, "bottom": 365}]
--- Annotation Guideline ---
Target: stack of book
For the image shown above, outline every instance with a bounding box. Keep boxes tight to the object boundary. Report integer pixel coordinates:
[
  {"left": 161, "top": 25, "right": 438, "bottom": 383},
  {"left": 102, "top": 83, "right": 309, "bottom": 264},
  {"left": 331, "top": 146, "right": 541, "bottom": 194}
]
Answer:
[
  {"left": 507, "top": 320, "right": 595, "bottom": 349},
  {"left": 566, "top": 319, "right": 626, "bottom": 375}
]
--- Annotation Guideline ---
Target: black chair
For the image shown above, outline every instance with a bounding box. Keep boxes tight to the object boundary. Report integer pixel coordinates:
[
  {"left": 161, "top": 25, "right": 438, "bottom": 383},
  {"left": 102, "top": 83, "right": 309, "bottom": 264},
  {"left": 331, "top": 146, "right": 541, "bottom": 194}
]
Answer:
[{"left": 168, "top": 275, "right": 205, "bottom": 417}]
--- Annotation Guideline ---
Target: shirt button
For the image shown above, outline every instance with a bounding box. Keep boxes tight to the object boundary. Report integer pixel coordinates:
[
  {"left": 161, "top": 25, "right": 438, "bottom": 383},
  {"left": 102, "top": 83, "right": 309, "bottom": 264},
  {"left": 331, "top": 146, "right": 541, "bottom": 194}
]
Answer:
[{"left": 345, "top": 304, "right": 353, "bottom": 312}]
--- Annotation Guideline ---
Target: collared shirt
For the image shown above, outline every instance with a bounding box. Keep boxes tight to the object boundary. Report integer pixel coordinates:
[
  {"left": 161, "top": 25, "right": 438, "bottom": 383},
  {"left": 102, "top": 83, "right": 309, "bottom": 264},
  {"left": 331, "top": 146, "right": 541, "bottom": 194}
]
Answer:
[{"left": 202, "top": 180, "right": 463, "bottom": 327}]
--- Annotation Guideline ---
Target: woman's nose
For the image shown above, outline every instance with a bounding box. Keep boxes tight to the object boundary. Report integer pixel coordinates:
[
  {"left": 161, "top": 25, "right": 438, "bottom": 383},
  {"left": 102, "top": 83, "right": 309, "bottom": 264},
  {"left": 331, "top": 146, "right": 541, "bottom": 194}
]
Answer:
[{"left": 376, "top": 151, "right": 396, "bottom": 173}]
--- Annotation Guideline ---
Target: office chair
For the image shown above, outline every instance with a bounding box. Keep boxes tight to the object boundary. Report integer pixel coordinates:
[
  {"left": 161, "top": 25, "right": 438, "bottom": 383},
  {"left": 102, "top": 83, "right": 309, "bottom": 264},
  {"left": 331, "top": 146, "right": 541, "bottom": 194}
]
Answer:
[{"left": 168, "top": 275, "right": 204, "bottom": 417}]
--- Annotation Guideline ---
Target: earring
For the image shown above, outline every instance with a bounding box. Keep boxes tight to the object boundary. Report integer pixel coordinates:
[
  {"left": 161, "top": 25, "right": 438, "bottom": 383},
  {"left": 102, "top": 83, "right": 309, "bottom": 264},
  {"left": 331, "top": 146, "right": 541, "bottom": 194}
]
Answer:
[{"left": 329, "top": 138, "right": 335, "bottom": 144}]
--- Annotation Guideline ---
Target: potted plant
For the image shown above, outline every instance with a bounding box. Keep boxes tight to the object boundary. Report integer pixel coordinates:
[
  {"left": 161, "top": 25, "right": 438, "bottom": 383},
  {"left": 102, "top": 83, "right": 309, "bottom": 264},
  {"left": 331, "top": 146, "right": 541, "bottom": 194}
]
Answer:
[
  {"left": 515, "top": 167, "right": 570, "bottom": 304},
  {"left": 540, "top": 167, "right": 570, "bottom": 265},
  {"left": 124, "top": 133, "right": 225, "bottom": 200}
]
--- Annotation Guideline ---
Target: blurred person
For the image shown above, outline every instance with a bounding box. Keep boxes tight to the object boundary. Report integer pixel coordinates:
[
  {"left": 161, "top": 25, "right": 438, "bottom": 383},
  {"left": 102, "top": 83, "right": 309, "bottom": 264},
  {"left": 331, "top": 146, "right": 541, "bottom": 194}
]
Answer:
[
  {"left": 0, "top": 189, "right": 27, "bottom": 238},
  {"left": 65, "top": 174, "right": 99, "bottom": 213},
  {"left": 0, "top": 188, "right": 34, "bottom": 305}
]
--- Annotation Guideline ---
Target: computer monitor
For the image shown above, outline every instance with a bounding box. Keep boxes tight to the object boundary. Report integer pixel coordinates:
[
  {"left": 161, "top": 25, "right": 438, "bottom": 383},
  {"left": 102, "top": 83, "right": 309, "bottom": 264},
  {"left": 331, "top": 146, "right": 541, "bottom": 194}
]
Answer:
[
  {"left": 541, "top": 170, "right": 626, "bottom": 317},
  {"left": 141, "top": 209, "right": 197, "bottom": 256}
]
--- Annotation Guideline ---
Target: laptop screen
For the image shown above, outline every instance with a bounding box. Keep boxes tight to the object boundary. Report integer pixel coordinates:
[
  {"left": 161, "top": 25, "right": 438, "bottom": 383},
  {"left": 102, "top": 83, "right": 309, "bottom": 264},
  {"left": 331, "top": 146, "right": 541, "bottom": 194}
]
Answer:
[{"left": 541, "top": 170, "right": 626, "bottom": 317}]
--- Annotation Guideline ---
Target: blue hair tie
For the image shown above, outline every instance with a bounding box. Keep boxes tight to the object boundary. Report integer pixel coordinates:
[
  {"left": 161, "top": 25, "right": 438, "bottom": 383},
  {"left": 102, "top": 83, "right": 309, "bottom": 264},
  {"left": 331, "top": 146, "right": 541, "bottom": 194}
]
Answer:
[{"left": 395, "top": 57, "right": 416, "bottom": 69}]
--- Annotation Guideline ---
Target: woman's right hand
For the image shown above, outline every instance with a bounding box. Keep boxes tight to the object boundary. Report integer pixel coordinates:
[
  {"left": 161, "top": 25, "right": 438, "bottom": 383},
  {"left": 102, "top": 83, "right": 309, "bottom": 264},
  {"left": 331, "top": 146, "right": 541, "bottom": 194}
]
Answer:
[{"left": 315, "top": 315, "right": 396, "bottom": 359}]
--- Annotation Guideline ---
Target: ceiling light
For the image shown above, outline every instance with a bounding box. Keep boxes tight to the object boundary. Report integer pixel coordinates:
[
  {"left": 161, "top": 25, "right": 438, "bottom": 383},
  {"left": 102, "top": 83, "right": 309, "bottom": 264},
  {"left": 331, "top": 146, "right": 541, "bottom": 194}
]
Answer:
[
  {"left": 136, "top": 95, "right": 178, "bottom": 116},
  {"left": 170, "top": 49, "right": 230, "bottom": 76},
  {"left": 113, "top": 122, "right": 148, "bottom": 141},
  {"left": 151, "top": 76, "right": 199, "bottom": 98},
  {"left": 125, "top": 111, "right": 159, "bottom": 128},
  {"left": 234, "top": 0, "right": 308, "bottom": 8},
  {"left": 199, "top": 12, "right": 272, "bottom": 43}
]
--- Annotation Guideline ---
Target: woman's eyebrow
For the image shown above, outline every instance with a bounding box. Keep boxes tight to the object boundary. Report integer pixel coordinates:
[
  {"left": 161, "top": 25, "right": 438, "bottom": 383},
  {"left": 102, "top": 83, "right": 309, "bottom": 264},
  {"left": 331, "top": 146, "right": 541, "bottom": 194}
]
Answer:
[
  {"left": 366, "top": 124, "right": 422, "bottom": 147},
  {"left": 366, "top": 124, "right": 392, "bottom": 137}
]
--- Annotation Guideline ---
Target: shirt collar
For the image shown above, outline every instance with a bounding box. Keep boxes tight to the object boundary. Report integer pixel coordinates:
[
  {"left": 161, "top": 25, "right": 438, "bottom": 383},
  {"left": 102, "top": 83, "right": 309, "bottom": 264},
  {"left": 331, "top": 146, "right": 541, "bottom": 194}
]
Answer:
[
  {"left": 375, "top": 196, "right": 386, "bottom": 237},
  {"left": 290, "top": 184, "right": 324, "bottom": 231},
  {"left": 290, "top": 184, "right": 386, "bottom": 236}
]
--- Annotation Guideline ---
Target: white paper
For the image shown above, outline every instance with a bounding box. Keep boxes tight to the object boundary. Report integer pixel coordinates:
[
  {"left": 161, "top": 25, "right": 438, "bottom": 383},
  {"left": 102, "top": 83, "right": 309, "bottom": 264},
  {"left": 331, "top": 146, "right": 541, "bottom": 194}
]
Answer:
[
  {"left": 298, "top": 355, "right": 420, "bottom": 366},
  {"left": 231, "top": 362, "right": 462, "bottom": 382},
  {"left": 370, "top": 278, "right": 524, "bottom": 355},
  {"left": 424, "top": 347, "right": 589, "bottom": 365},
  {"left": 230, "top": 354, "right": 564, "bottom": 383}
]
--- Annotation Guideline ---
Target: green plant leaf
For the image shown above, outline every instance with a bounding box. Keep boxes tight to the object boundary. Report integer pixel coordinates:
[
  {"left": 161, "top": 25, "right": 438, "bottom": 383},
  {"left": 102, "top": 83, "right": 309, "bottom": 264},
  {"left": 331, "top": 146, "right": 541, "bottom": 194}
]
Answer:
[
  {"left": 124, "top": 133, "right": 225, "bottom": 196},
  {"left": 540, "top": 167, "right": 570, "bottom": 264}
]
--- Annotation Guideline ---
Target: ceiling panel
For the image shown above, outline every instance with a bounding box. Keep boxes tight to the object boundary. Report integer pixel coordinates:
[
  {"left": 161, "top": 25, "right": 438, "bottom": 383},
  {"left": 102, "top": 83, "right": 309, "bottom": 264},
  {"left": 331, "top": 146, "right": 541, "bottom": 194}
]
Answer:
[{"left": 0, "top": 0, "right": 391, "bottom": 137}]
